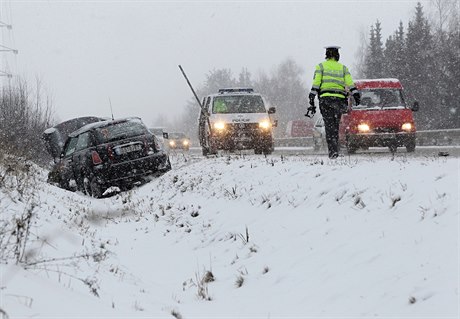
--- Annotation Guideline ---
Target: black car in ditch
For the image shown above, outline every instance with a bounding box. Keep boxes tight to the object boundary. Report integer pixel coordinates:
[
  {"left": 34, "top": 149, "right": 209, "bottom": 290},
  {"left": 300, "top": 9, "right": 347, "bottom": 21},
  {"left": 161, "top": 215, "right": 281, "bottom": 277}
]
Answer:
[{"left": 48, "top": 117, "right": 171, "bottom": 197}]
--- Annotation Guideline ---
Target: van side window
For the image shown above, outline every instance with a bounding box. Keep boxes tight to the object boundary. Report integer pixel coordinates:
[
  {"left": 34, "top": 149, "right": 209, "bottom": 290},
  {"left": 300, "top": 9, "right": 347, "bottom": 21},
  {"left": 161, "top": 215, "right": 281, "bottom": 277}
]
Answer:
[{"left": 205, "top": 97, "right": 211, "bottom": 113}]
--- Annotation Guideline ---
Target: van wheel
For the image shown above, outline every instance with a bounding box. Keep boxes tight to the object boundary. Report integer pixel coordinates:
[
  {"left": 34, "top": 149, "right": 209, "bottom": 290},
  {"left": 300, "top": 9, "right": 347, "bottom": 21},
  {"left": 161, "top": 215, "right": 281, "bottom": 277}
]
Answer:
[
  {"left": 262, "top": 148, "right": 272, "bottom": 155},
  {"left": 208, "top": 143, "right": 218, "bottom": 155},
  {"left": 346, "top": 143, "right": 357, "bottom": 154},
  {"left": 389, "top": 144, "right": 398, "bottom": 153}
]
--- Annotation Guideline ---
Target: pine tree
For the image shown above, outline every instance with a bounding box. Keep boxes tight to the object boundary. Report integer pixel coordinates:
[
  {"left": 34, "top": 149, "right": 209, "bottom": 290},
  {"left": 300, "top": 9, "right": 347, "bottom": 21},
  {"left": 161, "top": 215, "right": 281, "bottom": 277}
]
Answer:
[
  {"left": 441, "top": 22, "right": 460, "bottom": 128},
  {"left": 405, "top": 2, "right": 438, "bottom": 129},
  {"left": 363, "top": 20, "right": 385, "bottom": 78},
  {"left": 383, "top": 22, "right": 406, "bottom": 80},
  {"left": 237, "top": 68, "right": 252, "bottom": 87}
]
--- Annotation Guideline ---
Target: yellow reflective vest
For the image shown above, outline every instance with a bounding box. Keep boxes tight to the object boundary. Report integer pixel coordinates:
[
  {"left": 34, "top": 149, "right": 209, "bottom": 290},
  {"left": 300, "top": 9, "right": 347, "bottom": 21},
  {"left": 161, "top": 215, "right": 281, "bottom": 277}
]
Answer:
[{"left": 310, "top": 59, "right": 358, "bottom": 98}]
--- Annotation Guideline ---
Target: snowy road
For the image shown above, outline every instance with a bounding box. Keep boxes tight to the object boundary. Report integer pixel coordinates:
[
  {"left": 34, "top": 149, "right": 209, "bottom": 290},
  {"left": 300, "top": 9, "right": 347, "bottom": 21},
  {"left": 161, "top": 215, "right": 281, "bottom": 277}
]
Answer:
[{"left": 180, "top": 144, "right": 460, "bottom": 158}]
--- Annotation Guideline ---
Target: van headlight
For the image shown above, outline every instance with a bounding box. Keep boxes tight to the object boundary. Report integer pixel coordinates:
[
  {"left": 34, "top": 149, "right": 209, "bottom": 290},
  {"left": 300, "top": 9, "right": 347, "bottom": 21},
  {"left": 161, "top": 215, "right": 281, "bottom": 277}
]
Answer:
[
  {"left": 169, "top": 140, "right": 176, "bottom": 147},
  {"left": 357, "top": 123, "right": 370, "bottom": 133},
  {"left": 401, "top": 123, "right": 413, "bottom": 131},
  {"left": 259, "top": 120, "right": 271, "bottom": 130},
  {"left": 182, "top": 140, "right": 189, "bottom": 146},
  {"left": 213, "top": 121, "right": 226, "bottom": 131}
]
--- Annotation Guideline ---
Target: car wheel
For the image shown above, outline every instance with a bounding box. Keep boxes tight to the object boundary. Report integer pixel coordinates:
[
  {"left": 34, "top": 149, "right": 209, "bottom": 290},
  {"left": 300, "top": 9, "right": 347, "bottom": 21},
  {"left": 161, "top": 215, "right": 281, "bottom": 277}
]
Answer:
[
  {"left": 262, "top": 148, "right": 272, "bottom": 155},
  {"left": 164, "top": 158, "right": 172, "bottom": 171},
  {"left": 389, "top": 144, "right": 398, "bottom": 153},
  {"left": 406, "top": 141, "right": 416, "bottom": 152},
  {"left": 346, "top": 142, "right": 357, "bottom": 154},
  {"left": 84, "top": 175, "right": 103, "bottom": 198}
]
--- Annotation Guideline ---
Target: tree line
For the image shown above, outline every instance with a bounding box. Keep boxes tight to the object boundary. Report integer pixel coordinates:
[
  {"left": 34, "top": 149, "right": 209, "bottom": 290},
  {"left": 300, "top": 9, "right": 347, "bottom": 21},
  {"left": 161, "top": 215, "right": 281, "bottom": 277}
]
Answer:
[{"left": 357, "top": 1, "right": 459, "bottom": 129}]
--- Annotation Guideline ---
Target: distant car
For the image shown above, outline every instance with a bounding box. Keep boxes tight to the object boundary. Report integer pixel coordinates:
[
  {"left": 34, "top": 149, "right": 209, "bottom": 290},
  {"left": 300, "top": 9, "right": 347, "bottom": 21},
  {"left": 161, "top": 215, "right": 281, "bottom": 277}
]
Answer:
[
  {"left": 286, "top": 120, "right": 314, "bottom": 138},
  {"left": 312, "top": 117, "right": 326, "bottom": 151},
  {"left": 48, "top": 117, "right": 171, "bottom": 197},
  {"left": 167, "top": 132, "right": 190, "bottom": 151}
]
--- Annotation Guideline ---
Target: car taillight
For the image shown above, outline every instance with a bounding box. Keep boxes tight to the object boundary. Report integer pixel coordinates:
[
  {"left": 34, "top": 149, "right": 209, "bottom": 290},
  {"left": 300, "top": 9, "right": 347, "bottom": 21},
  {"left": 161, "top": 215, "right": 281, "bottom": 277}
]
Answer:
[
  {"left": 107, "top": 146, "right": 114, "bottom": 160},
  {"left": 91, "top": 151, "right": 103, "bottom": 165},
  {"left": 144, "top": 138, "right": 151, "bottom": 154}
]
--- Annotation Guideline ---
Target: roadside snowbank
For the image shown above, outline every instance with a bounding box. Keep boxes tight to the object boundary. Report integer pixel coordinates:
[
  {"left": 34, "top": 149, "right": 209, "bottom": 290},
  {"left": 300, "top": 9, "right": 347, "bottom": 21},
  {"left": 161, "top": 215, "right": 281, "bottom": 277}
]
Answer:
[{"left": 1, "top": 153, "right": 458, "bottom": 318}]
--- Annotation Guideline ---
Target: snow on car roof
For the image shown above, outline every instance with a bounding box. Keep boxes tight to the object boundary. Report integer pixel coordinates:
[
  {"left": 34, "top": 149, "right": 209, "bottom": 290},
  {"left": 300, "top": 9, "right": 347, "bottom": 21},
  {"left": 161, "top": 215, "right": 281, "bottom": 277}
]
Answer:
[
  {"left": 69, "top": 117, "right": 143, "bottom": 137},
  {"left": 355, "top": 78, "right": 403, "bottom": 89},
  {"left": 209, "top": 88, "right": 261, "bottom": 97}
]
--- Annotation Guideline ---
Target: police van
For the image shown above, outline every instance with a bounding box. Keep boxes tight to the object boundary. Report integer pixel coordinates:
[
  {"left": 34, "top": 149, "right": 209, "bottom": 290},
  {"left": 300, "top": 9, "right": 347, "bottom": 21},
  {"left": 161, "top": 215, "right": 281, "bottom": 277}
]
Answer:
[{"left": 198, "top": 88, "right": 276, "bottom": 155}]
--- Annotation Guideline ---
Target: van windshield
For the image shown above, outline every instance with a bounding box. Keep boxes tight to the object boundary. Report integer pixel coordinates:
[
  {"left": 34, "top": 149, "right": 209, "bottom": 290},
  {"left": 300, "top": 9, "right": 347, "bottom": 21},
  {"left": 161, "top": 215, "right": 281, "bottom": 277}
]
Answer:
[
  {"left": 354, "top": 89, "right": 406, "bottom": 110},
  {"left": 213, "top": 95, "right": 266, "bottom": 114}
]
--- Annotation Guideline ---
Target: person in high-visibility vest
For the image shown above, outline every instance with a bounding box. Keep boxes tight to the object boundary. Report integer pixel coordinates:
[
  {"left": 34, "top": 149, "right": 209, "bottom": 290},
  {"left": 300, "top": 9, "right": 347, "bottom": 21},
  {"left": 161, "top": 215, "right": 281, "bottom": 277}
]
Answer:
[{"left": 308, "top": 46, "right": 361, "bottom": 159}]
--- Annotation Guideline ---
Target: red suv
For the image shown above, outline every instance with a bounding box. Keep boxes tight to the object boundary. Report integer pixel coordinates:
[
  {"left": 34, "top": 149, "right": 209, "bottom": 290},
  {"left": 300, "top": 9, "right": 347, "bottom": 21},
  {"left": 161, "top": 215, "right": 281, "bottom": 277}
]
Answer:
[{"left": 339, "top": 78, "right": 419, "bottom": 153}]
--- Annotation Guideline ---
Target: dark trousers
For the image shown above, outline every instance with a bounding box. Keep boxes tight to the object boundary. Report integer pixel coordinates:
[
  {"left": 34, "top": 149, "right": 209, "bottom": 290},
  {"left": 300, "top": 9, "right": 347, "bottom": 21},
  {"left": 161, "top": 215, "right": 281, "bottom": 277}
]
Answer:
[{"left": 319, "top": 96, "right": 346, "bottom": 158}]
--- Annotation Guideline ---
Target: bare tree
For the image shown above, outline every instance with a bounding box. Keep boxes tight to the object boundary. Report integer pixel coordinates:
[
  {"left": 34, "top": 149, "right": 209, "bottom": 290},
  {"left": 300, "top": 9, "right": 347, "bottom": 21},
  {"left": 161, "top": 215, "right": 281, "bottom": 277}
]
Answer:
[{"left": 0, "top": 76, "right": 55, "bottom": 165}]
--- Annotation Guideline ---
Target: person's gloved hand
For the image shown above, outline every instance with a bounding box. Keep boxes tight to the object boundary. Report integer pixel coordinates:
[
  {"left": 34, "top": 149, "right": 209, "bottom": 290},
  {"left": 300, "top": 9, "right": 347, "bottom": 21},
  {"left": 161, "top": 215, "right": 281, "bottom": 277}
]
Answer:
[
  {"left": 308, "top": 93, "right": 315, "bottom": 107},
  {"left": 353, "top": 92, "right": 361, "bottom": 105},
  {"left": 305, "top": 106, "right": 316, "bottom": 118}
]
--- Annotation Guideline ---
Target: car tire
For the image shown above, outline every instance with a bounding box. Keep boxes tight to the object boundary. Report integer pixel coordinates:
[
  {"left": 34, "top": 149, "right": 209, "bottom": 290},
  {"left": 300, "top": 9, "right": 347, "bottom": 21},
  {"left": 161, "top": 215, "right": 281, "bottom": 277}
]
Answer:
[
  {"left": 84, "top": 175, "right": 103, "bottom": 198},
  {"left": 346, "top": 143, "right": 357, "bottom": 154},
  {"left": 262, "top": 148, "right": 272, "bottom": 155},
  {"left": 164, "top": 158, "right": 172, "bottom": 171},
  {"left": 406, "top": 141, "right": 416, "bottom": 152}
]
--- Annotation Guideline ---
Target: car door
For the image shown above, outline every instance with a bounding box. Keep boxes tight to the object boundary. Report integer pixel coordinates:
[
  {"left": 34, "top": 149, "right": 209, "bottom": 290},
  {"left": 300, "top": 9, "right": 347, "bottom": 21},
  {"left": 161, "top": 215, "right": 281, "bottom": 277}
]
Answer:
[
  {"left": 59, "top": 136, "right": 79, "bottom": 188},
  {"left": 71, "top": 132, "right": 94, "bottom": 183}
]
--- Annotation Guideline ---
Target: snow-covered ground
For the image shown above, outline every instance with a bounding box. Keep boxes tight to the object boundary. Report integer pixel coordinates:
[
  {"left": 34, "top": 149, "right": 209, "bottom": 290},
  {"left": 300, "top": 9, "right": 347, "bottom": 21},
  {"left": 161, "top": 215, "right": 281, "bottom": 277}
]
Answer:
[{"left": 1, "top": 151, "right": 459, "bottom": 318}]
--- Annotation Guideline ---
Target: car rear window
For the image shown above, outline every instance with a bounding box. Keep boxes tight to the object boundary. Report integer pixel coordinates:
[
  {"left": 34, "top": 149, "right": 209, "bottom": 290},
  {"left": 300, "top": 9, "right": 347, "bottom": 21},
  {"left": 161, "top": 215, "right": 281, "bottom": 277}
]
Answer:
[{"left": 95, "top": 120, "right": 148, "bottom": 143}]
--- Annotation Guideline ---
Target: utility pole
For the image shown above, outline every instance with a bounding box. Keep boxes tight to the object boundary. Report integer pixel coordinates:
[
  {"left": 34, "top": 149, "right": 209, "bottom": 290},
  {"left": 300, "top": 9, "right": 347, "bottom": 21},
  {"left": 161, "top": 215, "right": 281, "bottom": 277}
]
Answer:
[{"left": 0, "top": 3, "right": 17, "bottom": 79}]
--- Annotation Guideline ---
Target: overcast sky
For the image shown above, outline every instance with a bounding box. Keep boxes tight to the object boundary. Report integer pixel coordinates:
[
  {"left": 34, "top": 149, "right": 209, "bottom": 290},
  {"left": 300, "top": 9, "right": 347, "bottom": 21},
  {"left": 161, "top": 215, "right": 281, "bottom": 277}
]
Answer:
[{"left": 2, "top": 0, "right": 420, "bottom": 126}]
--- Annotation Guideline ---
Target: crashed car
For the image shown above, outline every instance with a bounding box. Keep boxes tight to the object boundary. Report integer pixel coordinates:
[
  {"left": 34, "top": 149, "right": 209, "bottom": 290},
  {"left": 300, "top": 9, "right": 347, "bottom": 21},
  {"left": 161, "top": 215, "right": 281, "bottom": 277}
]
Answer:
[
  {"left": 47, "top": 117, "right": 171, "bottom": 197},
  {"left": 43, "top": 116, "right": 107, "bottom": 162}
]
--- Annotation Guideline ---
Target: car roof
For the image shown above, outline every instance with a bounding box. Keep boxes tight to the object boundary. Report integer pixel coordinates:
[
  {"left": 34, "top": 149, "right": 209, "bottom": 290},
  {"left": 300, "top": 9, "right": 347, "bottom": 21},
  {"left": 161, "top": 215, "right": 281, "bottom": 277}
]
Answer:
[
  {"left": 354, "top": 78, "right": 403, "bottom": 89},
  {"left": 207, "top": 88, "right": 261, "bottom": 98},
  {"left": 69, "top": 117, "right": 143, "bottom": 137}
]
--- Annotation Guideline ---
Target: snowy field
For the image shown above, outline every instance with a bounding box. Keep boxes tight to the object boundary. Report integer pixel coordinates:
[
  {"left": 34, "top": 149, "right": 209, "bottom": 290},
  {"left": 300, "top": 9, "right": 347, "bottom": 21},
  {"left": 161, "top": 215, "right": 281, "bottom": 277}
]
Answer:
[{"left": 1, "top": 151, "right": 459, "bottom": 319}]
